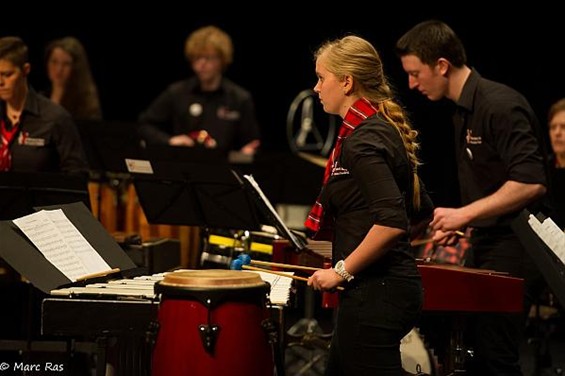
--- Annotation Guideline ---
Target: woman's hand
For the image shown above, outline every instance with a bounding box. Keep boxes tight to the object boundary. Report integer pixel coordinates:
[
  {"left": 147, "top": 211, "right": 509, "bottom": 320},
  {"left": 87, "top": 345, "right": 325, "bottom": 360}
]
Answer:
[{"left": 307, "top": 268, "right": 343, "bottom": 291}]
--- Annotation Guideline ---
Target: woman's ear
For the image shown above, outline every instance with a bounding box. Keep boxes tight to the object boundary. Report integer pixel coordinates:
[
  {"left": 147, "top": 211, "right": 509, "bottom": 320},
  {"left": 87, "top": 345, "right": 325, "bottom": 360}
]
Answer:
[
  {"left": 22, "top": 63, "right": 31, "bottom": 77},
  {"left": 343, "top": 75, "right": 353, "bottom": 95}
]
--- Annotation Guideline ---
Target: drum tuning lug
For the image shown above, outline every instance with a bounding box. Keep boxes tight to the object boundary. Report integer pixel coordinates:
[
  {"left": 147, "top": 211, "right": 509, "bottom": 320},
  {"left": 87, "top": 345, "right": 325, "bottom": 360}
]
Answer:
[
  {"left": 261, "top": 319, "right": 279, "bottom": 344},
  {"left": 198, "top": 324, "right": 220, "bottom": 354},
  {"left": 146, "top": 321, "right": 160, "bottom": 346}
]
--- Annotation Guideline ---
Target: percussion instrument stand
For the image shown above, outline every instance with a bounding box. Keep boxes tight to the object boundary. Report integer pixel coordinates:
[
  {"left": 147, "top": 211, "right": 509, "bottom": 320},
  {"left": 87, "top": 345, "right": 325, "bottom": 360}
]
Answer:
[
  {"left": 286, "top": 286, "right": 332, "bottom": 374},
  {"left": 95, "top": 336, "right": 109, "bottom": 376},
  {"left": 527, "top": 300, "right": 561, "bottom": 376},
  {"left": 448, "top": 317, "right": 470, "bottom": 374}
]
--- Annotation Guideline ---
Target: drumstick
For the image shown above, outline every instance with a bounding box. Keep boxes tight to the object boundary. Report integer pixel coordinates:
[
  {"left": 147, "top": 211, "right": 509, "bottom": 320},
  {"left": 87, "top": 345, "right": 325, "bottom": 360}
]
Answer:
[
  {"left": 410, "top": 230, "right": 466, "bottom": 247},
  {"left": 237, "top": 253, "right": 321, "bottom": 273},
  {"left": 248, "top": 259, "right": 321, "bottom": 272},
  {"left": 76, "top": 268, "right": 121, "bottom": 282},
  {"left": 233, "top": 262, "right": 344, "bottom": 291},
  {"left": 241, "top": 264, "right": 310, "bottom": 282},
  {"left": 244, "top": 265, "right": 344, "bottom": 291}
]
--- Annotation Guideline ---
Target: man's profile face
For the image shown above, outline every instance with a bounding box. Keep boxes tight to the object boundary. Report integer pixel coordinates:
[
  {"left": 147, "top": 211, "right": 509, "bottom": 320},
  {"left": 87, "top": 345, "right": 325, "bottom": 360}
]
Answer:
[{"left": 400, "top": 54, "right": 445, "bottom": 101}]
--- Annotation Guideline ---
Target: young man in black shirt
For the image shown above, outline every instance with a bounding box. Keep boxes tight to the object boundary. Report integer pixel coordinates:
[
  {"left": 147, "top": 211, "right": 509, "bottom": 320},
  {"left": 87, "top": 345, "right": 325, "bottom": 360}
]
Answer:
[{"left": 396, "top": 20, "right": 547, "bottom": 375}]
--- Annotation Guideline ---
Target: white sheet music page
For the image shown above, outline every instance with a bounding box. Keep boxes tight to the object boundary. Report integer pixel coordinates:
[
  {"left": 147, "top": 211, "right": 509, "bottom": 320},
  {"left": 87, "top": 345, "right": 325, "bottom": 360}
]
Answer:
[
  {"left": 252, "top": 270, "right": 294, "bottom": 306},
  {"left": 13, "top": 209, "right": 111, "bottom": 282},
  {"left": 527, "top": 214, "right": 565, "bottom": 265},
  {"left": 243, "top": 174, "right": 305, "bottom": 249}
]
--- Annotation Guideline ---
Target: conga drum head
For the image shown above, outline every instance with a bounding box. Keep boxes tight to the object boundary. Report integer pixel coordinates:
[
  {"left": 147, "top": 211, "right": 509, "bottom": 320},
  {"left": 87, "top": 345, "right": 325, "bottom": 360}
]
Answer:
[
  {"left": 155, "top": 270, "right": 270, "bottom": 308},
  {"left": 160, "top": 269, "right": 266, "bottom": 288}
]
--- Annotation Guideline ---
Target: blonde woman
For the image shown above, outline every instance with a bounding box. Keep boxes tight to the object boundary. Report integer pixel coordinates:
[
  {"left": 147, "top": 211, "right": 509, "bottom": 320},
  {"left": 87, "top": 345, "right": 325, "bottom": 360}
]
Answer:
[
  {"left": 139, "top": 25, "right": 260, "bottom": 156},
  {"left": 306, "top": 35, "right": 432, "bottom": 375}
]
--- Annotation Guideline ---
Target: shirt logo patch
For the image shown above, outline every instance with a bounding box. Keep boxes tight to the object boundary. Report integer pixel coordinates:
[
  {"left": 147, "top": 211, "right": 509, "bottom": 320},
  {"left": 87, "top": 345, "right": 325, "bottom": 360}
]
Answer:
[
  {"left": 19, "top": 137, "right": 45, "bottom": 146},
  {"left": 331, "top": 165, "right": 349, "bottom": 176},
  {"left": 466, "top": 129, "right": 482, "bottom": 145},
  {"left": 217, "top": 107, "right": 240, "bottom": 121}
]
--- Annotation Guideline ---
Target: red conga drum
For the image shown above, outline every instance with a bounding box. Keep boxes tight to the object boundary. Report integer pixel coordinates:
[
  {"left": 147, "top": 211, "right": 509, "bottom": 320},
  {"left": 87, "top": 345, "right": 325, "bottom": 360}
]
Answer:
[{"left": 152, "top": 270, "right": 274, "bottom": 376}]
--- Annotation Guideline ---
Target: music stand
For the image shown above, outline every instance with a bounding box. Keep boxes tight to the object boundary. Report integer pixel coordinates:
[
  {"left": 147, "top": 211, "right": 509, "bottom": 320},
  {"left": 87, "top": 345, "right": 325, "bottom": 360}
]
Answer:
[
  {"left": 76, "top": 120, "right": 144, "bottom": 175},
  {"left": 76, "top": 120, "right": 146, "bottom": 225},
  {"left": 132, "top": 159, "right": 262, "bottom": 231},
  {"left": 240, "top": 172, "right": 332, "bottom": 372},
  {"left": 141, "top": 144, "right": 227, "bottom": 166},
  {"left": 239, "top": 173, "right": 307, "bottom": 251},
  {"left": 512, "top": 210, "right": 565, "bottom": 307},
  {"left": 0, "top": 171, "right": 90, "bottom": 221},
  {"left": 0, "top": 172, "right": 90, "bottom": 344}
]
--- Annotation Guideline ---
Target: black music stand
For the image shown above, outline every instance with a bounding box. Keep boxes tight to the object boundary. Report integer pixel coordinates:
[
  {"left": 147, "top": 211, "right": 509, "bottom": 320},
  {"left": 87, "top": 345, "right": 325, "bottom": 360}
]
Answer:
[
  {"left": 76, "top": 120, "right": 145, "bottom": 223},
  {"left": 141, "top": 144, "right": 227, "bottom": 166},
  {"left": 240, "top": 173, "right": 331, "bottom": 373},
  {"left": 240, "top": 173, "right": 307, "bottom": 251},
  {"left": 512, "top": 210, "right": 565, "bottom": 307},
  {"left": 0, "top": 201, "right": 137, "bottom": 294},
  {"left": 0, "top": 174, "right": 90, "bottom": 346},
  {"left": 512, "top": 210, "right": 565, "bottom": 373},
  {"left": 234, "top": 151, "right": 324, "bottom": 208},
  {"left": 0, "top": 201, "right": 140, "bottom": 376},
  {"left": 132, "top": 160, "right": 262, "bottom": 231},
  {"left": 76, "top": 120, "right": 144, "bottom": 175},
  {"left": 0, "top": 171, "right": 90, "bottom": 221}
]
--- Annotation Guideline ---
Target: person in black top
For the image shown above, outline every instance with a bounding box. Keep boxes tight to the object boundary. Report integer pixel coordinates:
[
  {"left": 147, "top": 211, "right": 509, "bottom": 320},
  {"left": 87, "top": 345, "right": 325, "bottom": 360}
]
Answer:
[
  {"left": 396, "top": 20, "right": 547, "bottom": 375},
  {"left": 0, "top": 37, "right": 89, "bottom": 366},
  {"left": 0, "top": 36, "right": 87, "bottom": 174},
  {"left": 547, "top": 98, "right": 565, "bottom": 230},
  {"left": 305, "top": 35, "right": 433, "bottom": 375},
  {"left": 138, "top": 25, "right": 260, "bottom": 156}
]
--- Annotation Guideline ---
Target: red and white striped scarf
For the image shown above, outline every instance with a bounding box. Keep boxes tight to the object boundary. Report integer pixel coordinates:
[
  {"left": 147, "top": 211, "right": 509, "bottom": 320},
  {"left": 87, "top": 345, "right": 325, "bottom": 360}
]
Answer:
[
  {"left": 304, "top": 97, "right": 378, "bottom": 239},
  {"left": 0, "top": 119, "right": 20, "bottom": 171}
]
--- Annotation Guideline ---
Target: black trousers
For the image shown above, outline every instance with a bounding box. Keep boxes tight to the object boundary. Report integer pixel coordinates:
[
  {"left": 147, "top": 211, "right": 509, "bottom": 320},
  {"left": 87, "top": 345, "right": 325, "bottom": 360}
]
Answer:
[
  {"left": 465, "top": 227, "right": 545, "bottom": 376},
  {"left": 324, "top": 276, "right": 422, "bottom": 376}
]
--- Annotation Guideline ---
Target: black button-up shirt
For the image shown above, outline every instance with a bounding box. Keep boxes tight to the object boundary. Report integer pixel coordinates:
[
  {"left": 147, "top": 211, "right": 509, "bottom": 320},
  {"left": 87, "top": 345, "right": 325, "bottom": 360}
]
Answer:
[
  {"left": 454, "top": 69, "right": 546, "bottom": 227},
  {"left": 1, "top": 88, "right": 88, "bottom": 174},
  {"left": 138, "top": 77, "right": 260, "bottom": 154}
]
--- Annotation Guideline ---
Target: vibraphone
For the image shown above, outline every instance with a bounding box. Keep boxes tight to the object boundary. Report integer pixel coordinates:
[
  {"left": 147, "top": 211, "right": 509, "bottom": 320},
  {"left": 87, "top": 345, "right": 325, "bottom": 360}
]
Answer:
[{"left": 43, "top": 269, "right": 294, "bottom": 376}]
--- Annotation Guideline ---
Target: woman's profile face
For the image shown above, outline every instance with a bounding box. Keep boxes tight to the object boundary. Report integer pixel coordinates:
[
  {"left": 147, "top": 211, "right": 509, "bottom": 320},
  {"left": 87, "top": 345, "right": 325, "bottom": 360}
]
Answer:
[
  {"left": 549, "top": 109, "right": 565, "bottom": 157},
  {"left": 314, "top": 55, "right": 346, "bottom": 117},
  {"left": 0, "top": 59, "right": 28, "bottom": 102},
  {"left": 47, "top": 47, "right": 73, "bottom": 86}
]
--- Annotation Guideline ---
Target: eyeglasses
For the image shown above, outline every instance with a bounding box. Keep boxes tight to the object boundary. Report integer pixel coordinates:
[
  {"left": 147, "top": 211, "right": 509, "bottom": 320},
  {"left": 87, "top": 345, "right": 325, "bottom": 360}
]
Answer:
[{"left": 192, "top": 55, "right": 220, "bottom": 63}]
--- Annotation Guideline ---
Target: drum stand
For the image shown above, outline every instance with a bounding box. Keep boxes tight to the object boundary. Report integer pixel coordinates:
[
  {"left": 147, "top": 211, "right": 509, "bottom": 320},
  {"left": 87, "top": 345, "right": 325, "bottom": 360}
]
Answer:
[{"left": 286, "top": 286, "right": 333, "bottom": 375}]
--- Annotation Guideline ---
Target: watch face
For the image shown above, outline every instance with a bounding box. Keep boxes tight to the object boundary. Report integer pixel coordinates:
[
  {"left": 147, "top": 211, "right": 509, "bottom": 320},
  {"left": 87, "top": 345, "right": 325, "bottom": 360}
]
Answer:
[
  {"left": 335, "top": 260, "right": 352, "bottom": 281},
  {"left": 335, "top": 261, "right": 343, "bottom": 272}
]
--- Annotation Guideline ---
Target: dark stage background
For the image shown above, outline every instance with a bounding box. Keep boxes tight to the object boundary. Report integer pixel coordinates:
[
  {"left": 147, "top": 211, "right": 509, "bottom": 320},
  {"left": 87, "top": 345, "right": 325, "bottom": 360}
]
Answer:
[{"left": 2, "top": 9, "right": 562, "bottom": 207}]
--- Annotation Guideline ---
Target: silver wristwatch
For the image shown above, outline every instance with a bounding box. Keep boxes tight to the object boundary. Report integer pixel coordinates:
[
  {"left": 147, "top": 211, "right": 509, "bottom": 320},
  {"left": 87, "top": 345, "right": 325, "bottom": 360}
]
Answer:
[{"left": 334, "top": 260, "right": 354, "bottom": 282}]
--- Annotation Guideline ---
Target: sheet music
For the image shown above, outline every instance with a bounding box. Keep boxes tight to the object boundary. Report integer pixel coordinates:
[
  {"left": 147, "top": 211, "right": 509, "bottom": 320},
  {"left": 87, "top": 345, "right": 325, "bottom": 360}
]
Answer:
[
  {"left": 527, "top": 214, "right": 565, "bottom": 264},
  {"left": 242, "top": 174, "right": 307, "bottom": 250},
  {"left": 13, "top": 209, "right": 111, "bottom": 282},
  {"left": 250, "top": 270, "right": 294, "bottom": 305}
]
